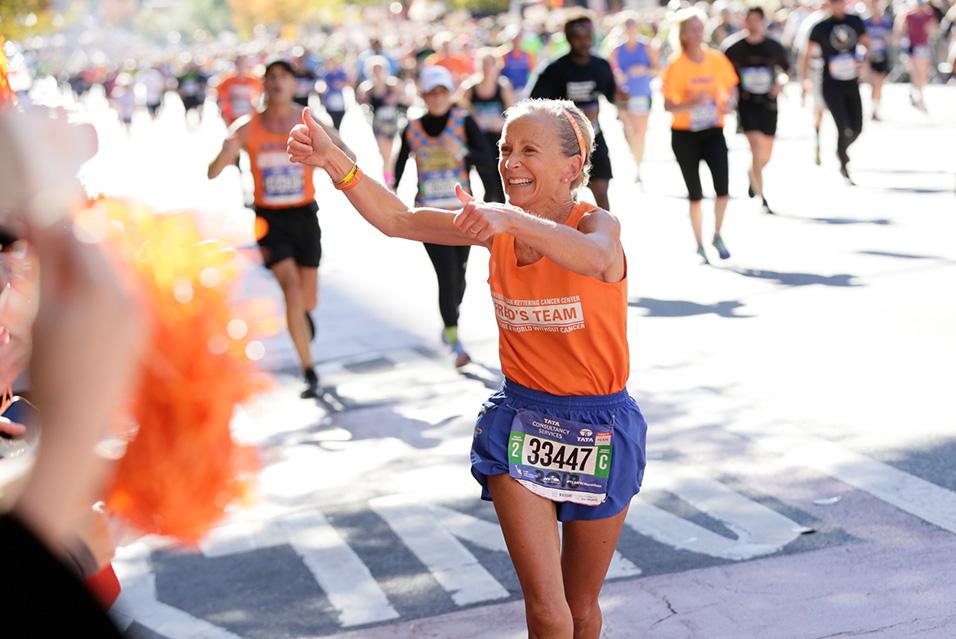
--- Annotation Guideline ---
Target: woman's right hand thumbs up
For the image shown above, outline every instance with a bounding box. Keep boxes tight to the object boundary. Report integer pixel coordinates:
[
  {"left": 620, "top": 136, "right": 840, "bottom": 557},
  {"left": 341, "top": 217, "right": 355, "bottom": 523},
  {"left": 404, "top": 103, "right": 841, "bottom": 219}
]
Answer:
[{"left": 287, "top": 107, "right": 333, "bottom": 168}]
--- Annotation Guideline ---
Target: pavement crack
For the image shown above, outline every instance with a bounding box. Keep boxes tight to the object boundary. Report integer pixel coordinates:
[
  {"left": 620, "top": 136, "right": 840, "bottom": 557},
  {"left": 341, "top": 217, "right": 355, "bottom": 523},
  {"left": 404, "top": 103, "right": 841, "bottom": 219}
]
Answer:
[
  {"left": 811, "top": 619, "right": 917, "bottom": 638},
  {"left": 649, "top": 593, "right": 679, "bottom": 629}
]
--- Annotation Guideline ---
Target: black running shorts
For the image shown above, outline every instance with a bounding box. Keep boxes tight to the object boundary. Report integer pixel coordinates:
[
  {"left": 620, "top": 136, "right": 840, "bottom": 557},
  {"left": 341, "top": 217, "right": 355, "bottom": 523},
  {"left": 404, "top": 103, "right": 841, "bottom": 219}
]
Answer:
[
  {"left": 589, "top": 130, "right": 613, "bottom": 181},
  {"left": 737, "top": 101, "right": 778, "bottom": 136},
  {"left": 254, "top": 202, "right": 322, "bottom": 269}
]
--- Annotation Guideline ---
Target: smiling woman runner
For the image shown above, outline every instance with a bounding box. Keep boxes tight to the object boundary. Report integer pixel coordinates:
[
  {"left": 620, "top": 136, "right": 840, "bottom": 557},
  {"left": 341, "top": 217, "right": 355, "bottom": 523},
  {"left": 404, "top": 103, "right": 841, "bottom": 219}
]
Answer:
[{"left": 288, "top": 98, "right": 647, "bottom": 639}]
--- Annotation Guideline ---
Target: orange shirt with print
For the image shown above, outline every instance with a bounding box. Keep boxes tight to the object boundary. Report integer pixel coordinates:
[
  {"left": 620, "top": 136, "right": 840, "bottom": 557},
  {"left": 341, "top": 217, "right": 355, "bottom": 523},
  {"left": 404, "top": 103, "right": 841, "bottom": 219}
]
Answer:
[
  {"left": 488, "top": 203, "right": 630, "bottom": 397},
  {"left": 246, "top": 113, "right": 316, "bottom": 209},
  {"left": 661, "top": 48, "right": 739, "bottom": 131},
  {"left": 217, "top": 75, "right": 261, "bottom": 125}
]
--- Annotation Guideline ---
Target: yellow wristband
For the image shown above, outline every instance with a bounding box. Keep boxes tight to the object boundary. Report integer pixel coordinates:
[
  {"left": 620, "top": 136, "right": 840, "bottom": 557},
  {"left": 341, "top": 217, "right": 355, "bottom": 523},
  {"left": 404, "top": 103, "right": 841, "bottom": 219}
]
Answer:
[{"left": 333, "top": 163, "right": 358, "bottom": 187}]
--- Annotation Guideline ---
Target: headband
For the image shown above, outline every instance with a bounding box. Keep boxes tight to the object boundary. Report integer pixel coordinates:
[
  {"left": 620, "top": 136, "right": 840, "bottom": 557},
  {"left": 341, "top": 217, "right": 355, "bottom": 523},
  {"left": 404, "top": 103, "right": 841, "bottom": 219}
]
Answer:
[{"left": 561, "top": 108, "right": 587, "bottom": 161}]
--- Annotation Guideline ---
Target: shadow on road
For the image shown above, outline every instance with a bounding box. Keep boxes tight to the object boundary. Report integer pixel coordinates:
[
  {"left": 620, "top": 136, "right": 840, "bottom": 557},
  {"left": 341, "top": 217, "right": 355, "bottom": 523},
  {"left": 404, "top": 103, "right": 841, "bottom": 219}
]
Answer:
[
  {"left": 733, "top": 268, "right": 861, "bottom": 288},
  {"left": 629, "top": 297, "right": 753, "bottom": 318},
  {"left": 798, "top": 216, "right": 892, "bottom": 226},
  {"left": 857, "top": 250, "right": 942, "bottom": 260}
]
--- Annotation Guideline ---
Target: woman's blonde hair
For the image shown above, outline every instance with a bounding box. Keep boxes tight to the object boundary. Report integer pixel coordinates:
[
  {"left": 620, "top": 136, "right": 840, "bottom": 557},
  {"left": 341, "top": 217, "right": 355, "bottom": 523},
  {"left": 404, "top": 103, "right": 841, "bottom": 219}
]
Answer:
[
  {"left": 673, "top": 8, "right": 707, "bottom": 51},
  {"left": 502, "top": 98, "right": 594, "bottom": 191}
]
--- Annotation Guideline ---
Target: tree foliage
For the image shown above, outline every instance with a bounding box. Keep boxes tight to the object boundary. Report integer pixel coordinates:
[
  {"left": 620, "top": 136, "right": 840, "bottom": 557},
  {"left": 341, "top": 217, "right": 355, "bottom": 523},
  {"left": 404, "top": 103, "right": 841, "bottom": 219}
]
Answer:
[{"left": 0, "top": 0, "right": 59, "bottom": 41}]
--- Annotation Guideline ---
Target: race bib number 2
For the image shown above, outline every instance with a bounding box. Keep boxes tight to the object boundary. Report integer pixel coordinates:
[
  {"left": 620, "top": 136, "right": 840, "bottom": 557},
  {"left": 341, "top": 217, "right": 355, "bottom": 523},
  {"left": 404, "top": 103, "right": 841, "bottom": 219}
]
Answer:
[{"left": 508, "top": 410, "right": 612, "bottom": 506}]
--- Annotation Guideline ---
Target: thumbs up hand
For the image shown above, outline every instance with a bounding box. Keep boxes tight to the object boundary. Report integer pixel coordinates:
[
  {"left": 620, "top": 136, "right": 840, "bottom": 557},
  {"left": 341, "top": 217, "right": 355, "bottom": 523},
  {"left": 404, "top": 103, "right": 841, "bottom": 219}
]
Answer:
[
  {"left": 453, "top": 184, "right": 516, "bottom": 244},
  {"left": 287, "top": 107, "right": 335, "bottom": 168}
]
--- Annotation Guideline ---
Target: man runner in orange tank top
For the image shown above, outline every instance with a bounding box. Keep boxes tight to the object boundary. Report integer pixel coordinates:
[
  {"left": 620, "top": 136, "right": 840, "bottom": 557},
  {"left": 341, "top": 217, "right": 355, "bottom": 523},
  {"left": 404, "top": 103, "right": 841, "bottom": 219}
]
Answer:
[
  {"left": 288, "top": 98, "right": 647, "bottom": 639},
  {"left": 209, "top": 59, "right": 353, "bottom": 398}
]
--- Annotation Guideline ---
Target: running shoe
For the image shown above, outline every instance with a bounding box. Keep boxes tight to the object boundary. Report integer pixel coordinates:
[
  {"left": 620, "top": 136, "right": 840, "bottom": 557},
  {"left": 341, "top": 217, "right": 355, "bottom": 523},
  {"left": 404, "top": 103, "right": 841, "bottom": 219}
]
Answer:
[
  {"left": 696, "top": 245, "right": 710, "bottom": 265},
  {"left": 305, "top": 312, "right": 316, "bottom": 341},
  {"left": 762, "top": 197, "right": 776, "bottom": 215},
  {"left": 712, "top": 234, "right": 731, "bottom": 260},
  {"left": 840, "top": 164, "right": 855, "bottom": 186},
  {"left": 301, "top": 368, "right": 320, "bottom": 399},
  {"left": 451, "top": 340, "right": 471, "bottom": 368}
]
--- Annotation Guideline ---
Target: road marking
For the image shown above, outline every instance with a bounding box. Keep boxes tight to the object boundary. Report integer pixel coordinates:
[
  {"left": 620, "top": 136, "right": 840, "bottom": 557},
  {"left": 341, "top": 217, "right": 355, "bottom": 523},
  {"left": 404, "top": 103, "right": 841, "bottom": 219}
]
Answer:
[
  {"left": 627, "top": 460, "right": 803, "bottom": 560},
  {"left": 370, "top": 494, "right": 511, "bottom": 606},
  {"left": 281, "top": 511, "right": 401, "bottom": 627},
  {"left": 429, "top": 502, "right": 642, "bottom": 580},
  {"left": 731, "top": 425, "right": 956, "bottom": 535},
  {"left": 197, "top": 510, "right": 400, "bottom": 627},
  {"left": 112, "top": 542, "right": 244, "bottom": 639}
]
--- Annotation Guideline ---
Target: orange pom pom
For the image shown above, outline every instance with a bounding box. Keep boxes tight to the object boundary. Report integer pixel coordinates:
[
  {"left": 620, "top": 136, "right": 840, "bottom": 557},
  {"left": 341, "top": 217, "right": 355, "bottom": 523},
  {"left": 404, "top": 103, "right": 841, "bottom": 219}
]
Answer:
[{"left": 87, "top": 199, "right": 270, "bottom": 544}]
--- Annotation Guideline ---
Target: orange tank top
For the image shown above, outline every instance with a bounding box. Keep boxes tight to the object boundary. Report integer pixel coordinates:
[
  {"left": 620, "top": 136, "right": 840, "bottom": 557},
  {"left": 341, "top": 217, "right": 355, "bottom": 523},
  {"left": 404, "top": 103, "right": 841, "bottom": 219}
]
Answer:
[
  {"left": 488, "top": 202, "right": 630, "bottom": 396},
  {"left": 247, "top": 113, "right": 316, "bottom": 209}
]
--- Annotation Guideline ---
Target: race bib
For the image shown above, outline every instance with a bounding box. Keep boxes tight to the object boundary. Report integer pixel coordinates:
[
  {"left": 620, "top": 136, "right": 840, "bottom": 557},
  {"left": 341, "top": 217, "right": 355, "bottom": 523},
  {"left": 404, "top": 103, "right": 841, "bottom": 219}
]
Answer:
[
  {"left": 689, "top": 100, "right": 719, "bottom": 131},
  {"left": 325, "top": 92, "right": 345, "bottom": 111},
  {"left": 232, "top": 98, "right": 252, "bottom": 117},
  {"left": 828, "top": 53, "right": 858, "bottom": 81},
  {"left": 508, "top": 410, "right": 612, "bottom": 506},
  {"left": 741, "top": 66, "right": 773, "bottom": 95},
  {"left": 473, "top": 101, "right": 504, "bottom": 132},
  {"left": 258, "top": 151, "right": 305, "bottom": 206},
  {"left": 627, "top": 95, "right": 650, "bottom": 114},
  {"left": 374, "top": 104, "right": 398, "bottom": 125}
]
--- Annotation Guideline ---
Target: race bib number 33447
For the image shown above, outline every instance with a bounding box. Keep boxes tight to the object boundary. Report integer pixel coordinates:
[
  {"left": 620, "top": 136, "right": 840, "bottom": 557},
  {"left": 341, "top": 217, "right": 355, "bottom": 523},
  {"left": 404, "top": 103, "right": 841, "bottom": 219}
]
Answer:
[{"left": 508, "top": 410, "right": 612, "bottom": 506}]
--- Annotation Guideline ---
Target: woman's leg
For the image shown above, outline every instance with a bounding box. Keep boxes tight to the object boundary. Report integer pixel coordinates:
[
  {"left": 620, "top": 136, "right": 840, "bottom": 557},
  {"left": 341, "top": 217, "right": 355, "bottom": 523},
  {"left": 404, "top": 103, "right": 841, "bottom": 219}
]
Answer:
[
  {"left": 377, "top": 135, "right": 395, "bottom": 179},
  {"left": 487, "top": 474, "right": 573, "bottom": 639},
  {"left": 631, "top": 113, "right": 650, "bottom": 169},
  {"left": 671, "top": 130, "right": 705, "bottom": 249},
  {"left": 562, "top": 507, "right": 630, "bottom": 639},
  {"left": 423, "top": 243, "right": 463, "bottom": 329},
  {"left": 702, "top": 130, "right": 730, "bottom": 236}
]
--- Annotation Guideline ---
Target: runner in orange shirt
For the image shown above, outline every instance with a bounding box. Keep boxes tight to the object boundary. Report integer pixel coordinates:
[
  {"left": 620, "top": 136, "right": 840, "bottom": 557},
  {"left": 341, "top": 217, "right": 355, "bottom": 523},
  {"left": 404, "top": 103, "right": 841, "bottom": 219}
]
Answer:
[
  {"left": 662, "top": 9, "right": 739, "bottom": 263},
  {"left": 216, "top": 56, "right": 261, "bottom": 126},
  {"left": 289, "top": 98, "right": 647, "bottom": 639},
  {"left": 209, "top": 59, "right": 353, "bottom": 398},
  {"left": 425, "top": 32, "right": 475, "bottom": 85}
]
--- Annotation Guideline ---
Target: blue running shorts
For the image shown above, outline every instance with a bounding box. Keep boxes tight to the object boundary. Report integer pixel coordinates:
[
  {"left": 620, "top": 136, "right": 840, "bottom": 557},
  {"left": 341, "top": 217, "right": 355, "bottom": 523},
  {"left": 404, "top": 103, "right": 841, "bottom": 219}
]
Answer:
[{"left": 470, "top": 379, "right": 648, "bottom": 522}]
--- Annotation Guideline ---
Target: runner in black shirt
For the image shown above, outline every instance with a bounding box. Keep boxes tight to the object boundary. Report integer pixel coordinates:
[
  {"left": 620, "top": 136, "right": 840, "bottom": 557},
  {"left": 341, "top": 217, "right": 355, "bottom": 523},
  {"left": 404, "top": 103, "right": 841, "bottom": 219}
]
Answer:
[
  {"left": 530, "top": 12, "right": 621, "bottom": 211},
  {"left": 801, "top": 0, "right": 870, "bottom": 183},
  {"left": 393, "top": 66, "right": 496, "bottom": 367},
  {"left": 723, "top": 7, "right": 790, "bottom": 214}
]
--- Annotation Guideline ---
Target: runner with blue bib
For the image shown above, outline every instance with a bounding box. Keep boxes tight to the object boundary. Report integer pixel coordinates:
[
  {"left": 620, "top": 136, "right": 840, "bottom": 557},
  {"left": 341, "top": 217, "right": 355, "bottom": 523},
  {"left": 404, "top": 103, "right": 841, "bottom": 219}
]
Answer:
[
  {"left": 611, "top": 14, "right": 660, "bottom": 183},
  {"left": 319, "top": 57, "right": 349, "bottom": 130},
  {"left": 209, "top": 58, "right": 354, "bottom": 398},
  {"left": 723, "top": 7, "right": 790, "bottom": 215},
  {"left": 288, "top": 95, "right": 648, "bottom": 639},
  {"left": 863, "top": 0, "right": 893, "bottom": 120},
  {"left": 393, "top": 66, "right": 496, "bottom": 367},
  {"left": 462, "top": 48, "right": 516, "bottom": 203}
]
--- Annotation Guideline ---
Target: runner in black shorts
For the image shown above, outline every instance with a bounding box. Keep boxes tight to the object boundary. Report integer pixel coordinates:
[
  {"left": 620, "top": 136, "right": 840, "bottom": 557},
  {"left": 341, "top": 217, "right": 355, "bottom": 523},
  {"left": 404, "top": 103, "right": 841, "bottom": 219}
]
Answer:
[
  {"left": 802, "top": 0, "right": 870, "bottom": 184},
  {"left": 254, "top": 203, "right": 322, "bottom": 269},
  {"left": 723, "top": 7, "right": 790, "bottom": 214},
  {"left": 531, "top": 10, "right": 623, "bottom": 211},
  {"left": 864, "top": 0, "right": 893, "bottom": 120},
  {"left": 208, "top": 59, "right": 354, "bottom": 398}
]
